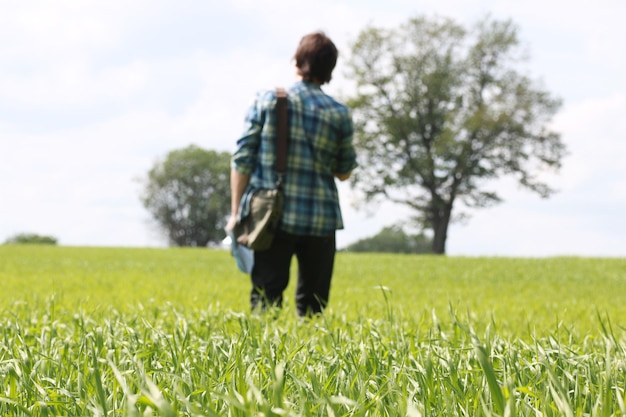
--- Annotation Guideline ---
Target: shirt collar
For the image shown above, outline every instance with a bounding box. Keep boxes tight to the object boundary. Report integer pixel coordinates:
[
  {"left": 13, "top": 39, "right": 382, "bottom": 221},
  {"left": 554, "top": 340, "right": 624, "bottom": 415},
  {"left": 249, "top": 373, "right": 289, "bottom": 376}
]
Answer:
[{"left": 295, "top": 80, "right": 322, "bottom": 90}]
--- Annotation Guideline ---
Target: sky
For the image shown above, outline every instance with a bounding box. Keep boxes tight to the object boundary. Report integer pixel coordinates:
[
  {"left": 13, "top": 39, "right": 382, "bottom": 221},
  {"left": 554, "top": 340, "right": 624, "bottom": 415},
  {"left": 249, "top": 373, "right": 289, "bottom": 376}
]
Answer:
[{"left": 1, "top": 0, "right": 625, "bottom": 257}]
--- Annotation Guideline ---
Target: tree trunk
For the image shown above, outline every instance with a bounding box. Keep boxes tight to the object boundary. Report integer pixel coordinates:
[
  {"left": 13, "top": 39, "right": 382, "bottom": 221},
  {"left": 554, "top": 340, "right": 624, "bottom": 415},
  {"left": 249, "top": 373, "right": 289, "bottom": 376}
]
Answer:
[{"left": 431, "top": 206, "right": 452, "bottom": 255}]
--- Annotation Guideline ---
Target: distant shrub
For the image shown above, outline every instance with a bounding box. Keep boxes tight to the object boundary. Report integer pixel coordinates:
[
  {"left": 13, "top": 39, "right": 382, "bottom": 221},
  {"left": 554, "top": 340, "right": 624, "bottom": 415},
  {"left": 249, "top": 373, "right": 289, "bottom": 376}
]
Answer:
[
  {"left": 344, "top": 225, "right": 432, "bottom": 254},
  {"left": 4, "top": 233, "right": 58, "bottom": 245}
]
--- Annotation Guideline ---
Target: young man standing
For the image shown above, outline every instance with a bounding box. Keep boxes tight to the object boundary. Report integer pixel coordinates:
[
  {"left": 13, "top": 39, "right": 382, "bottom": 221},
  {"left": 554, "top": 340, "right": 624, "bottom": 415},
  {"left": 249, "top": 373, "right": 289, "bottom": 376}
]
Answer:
[{"left": 227, "top": 32, "right": 357, "bottom": 317}]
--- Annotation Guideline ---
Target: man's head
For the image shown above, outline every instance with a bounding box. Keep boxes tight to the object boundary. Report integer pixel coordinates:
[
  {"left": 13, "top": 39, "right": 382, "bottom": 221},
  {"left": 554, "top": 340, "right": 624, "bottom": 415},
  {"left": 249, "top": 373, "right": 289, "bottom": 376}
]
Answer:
[{"left": 294, "top": 32, "right": 338, "bottom": 85}]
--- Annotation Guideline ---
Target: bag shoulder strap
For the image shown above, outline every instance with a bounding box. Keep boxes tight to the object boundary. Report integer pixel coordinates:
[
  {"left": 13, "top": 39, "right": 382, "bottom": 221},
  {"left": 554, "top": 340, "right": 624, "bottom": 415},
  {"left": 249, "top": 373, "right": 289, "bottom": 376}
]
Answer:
[{"left": 275, "top": 88, "right": 288, "bottom": 181}]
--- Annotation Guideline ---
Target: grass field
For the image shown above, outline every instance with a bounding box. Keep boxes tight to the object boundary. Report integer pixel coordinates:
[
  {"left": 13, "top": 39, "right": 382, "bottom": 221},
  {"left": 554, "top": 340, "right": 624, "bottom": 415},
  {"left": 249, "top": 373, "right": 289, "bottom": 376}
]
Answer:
[{"left": 1, "top": 245, "right": 626, "bottom": 416}]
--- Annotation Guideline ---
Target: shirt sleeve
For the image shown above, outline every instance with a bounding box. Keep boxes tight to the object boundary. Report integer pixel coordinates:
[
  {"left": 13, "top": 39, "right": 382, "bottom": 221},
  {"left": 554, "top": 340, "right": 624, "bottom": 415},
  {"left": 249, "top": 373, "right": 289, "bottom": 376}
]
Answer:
[
  {"left": 231, "top": 94, "right": 266, "bottom": 175},
  {"left": 333, "top": 109, "right": 358, "bottom": 175}
]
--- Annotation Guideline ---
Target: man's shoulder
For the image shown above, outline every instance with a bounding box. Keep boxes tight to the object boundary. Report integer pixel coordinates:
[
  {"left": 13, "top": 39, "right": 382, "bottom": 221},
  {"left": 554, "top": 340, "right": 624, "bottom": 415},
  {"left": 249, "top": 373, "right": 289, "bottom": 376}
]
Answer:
[
  {"left": 244, "top": 88, "right": 285, "bottom": 117},
  {"left": 254, "top": 88, "right": 279, "bottom": 103},
  {"left": 288, "top": 83, "right": 349, "bottom": 113}
]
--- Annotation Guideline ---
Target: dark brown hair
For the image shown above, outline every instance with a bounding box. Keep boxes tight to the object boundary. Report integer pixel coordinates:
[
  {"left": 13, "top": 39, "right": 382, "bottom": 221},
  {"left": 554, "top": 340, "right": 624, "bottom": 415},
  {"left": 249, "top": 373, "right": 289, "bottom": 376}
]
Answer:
[{"left": 294, "top": 32, "right": 338, "bottom": 84}]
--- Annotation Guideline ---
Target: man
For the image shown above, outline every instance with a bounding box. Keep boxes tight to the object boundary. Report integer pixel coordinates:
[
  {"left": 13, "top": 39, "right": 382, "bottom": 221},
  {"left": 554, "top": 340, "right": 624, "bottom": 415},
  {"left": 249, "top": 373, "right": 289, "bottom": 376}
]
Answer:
[{"left": 227, "top": 32, "right": 357, "bottom": 316}]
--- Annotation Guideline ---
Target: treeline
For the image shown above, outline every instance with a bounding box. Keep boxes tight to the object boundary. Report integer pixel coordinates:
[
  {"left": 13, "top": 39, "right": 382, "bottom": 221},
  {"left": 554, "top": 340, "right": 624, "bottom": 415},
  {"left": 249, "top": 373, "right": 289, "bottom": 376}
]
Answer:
[{"left": 3, "top": 226, "right": 432, "bottom": 255}]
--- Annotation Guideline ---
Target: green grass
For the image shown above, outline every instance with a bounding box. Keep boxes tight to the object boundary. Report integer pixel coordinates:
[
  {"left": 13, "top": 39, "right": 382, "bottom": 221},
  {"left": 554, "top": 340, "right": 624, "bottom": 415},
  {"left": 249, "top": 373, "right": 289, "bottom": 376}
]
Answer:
[
  {"left": 1, "top": 245, "right": 626, "bottom": 416},
  {"left": 0, "top": 245, "right": 246, "bottom": 313}
]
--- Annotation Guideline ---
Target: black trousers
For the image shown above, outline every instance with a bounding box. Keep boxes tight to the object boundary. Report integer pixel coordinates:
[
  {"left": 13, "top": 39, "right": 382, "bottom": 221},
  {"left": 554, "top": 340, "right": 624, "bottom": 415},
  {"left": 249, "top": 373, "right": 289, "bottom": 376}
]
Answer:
[{"left": 250, "top": 229, "right": 336, "bottom": 316}]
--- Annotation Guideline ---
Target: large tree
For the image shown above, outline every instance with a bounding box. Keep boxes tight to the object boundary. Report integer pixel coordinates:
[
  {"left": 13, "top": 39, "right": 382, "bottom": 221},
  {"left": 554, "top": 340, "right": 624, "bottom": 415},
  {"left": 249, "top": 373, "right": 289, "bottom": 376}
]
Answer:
[
  {"left": 345, "top": 16, "right": 566, "bottom": 254},
  {"left": 140, "top": 145, "right": 231, "bottom": 247}
]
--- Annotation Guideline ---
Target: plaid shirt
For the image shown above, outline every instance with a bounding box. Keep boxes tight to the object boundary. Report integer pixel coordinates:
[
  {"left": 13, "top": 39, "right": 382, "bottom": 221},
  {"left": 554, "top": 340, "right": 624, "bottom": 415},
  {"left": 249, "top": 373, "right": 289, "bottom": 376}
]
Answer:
[{"left": 232, "top": 81, "right": 357, "bottom": 236}]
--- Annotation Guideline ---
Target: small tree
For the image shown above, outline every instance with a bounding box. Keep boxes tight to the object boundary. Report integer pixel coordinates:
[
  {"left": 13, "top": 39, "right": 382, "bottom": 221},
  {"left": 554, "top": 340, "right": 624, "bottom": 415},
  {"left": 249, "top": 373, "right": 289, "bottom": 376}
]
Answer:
[
  {"left": 345, "top": 16, "right": 566, "bottom": 254},
  {"left": 140, "top": 145, "right": 231, "bottom": 247},
  {"left": 344, "top": 225, "right": 432, "bottom": 254},
  {"left": 4, "top": 233, "right": 58, "bottom": 245}
]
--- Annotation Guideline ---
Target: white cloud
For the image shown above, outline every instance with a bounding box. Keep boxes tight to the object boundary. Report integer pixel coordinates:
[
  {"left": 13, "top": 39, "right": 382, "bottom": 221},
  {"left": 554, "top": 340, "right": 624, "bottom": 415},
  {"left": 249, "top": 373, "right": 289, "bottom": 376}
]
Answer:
[
  {"left": 0, "top": 59, "right": 151, "bottom": 107},
  {"left": 551, "top": 93, "right": 626, "bottom": 191},
  {"left": 612, "top": 181, "right": 626, "bottom": 202},
  {"left": 0, "top": 1, "right": 148, "bottom": 62},
  {"left": 448, "top": 201, "right": 626, "bottom": 257}
]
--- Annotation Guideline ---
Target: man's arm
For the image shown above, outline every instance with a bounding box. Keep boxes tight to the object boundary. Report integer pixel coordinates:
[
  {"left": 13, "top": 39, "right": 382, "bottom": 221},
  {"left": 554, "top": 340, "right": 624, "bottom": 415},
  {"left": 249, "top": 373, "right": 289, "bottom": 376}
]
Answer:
[
  {"left": 226, "top": 169, "right": 250, "bottom": 230},
  {"left": 332, "top": 108, "right": 357, "bottom": 183}
]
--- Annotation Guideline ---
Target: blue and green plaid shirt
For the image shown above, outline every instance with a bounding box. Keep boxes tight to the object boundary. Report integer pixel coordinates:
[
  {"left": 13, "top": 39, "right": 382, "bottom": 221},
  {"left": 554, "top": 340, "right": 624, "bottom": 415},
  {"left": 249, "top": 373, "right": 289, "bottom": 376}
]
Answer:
[{"left": 232, "top": 81, "right": 358, "bottom": 236}]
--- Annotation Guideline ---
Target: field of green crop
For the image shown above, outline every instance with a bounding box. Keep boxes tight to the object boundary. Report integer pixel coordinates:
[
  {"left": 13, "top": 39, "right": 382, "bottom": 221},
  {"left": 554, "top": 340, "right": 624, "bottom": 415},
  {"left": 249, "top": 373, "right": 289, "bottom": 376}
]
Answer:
[{"left": 1, "top": 245, "right": 626, "bottom": 416}]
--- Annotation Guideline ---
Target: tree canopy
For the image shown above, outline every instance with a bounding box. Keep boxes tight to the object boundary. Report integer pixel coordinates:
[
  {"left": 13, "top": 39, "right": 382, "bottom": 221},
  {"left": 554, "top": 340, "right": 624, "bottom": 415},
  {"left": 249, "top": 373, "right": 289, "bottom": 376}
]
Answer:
[
  {"left": 345, "top": 16, "right": 566, "bottom": 254},
  {"left": 140, "top": 145, "right": 231, "bottom": 247}
]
